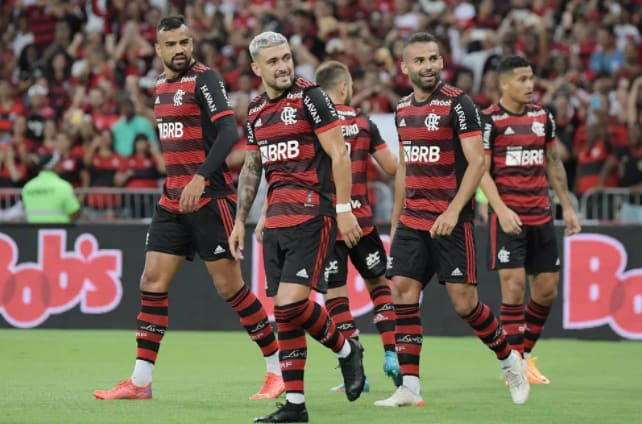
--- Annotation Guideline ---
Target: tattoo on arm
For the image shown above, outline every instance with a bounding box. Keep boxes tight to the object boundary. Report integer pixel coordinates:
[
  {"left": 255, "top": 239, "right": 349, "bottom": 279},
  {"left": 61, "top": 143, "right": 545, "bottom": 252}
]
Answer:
[
  {"left": 546, "top": 144, "right": 571, "bottom": 205},
  {"left": 236, "top": 150, "right": 262, "bottom": 223}
]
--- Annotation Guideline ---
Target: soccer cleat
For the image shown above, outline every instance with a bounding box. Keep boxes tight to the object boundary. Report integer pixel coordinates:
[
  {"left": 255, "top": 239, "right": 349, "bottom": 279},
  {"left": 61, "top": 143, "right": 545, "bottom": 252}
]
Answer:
[
  {"left": 250, "top": 372, "right": 286, "bottom": 400},
  {"left": 254, "top": 401, "right": 309, "bottom": 423},
  {"left": 337, "top": 338, "right": 366, "bottom": 401},
  {"left": 373, "top": 385, "right": 425, "bottom": 407},
  {"left": 383, "top": 351, "right": 402, "bottom": 387},
  {"left": 330, "top": 378, "right": 370, "bottom": 393},
  {"left": 93, "top": 379, "right": 152, "bottom": 400},
  {"left": 501, "top": 350, "right": 530, "bottom": 405},
  {"left": 524, "top": 357, "right": 551, "bottom": 384}
]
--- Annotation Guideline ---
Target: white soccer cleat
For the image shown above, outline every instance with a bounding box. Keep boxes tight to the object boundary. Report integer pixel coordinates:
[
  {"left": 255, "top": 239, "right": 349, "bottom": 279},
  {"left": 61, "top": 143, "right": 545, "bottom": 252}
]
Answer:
[
  {"left": 373, "top": 385, "right": 425, "bottom": 407},
  {"left": 501, "top": 350, "right": 530, "bottom": 405}
]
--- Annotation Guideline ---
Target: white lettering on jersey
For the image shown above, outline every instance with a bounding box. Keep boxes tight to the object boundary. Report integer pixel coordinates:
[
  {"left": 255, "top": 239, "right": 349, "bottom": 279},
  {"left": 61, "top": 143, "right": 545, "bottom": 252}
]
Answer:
[
  {"left": 341, "top": 123, "right": 359, "bottom": 137},
  {"left": 259, "top": 140, "right": 300, "bottom": 162},
  {"left": 430, "top": 99, "right": 451, "bottom": 106},
  {"left": 482, "top": 122, "right": 492, "bottom": 150},
  {"left": 200, "top": 85, "right": 216, "bottom": 113},
  {"left": 249, "top": 101, "right": 267, "bottom": 115},
  {"left": 158, "top": 122, "right": 184, "bottom": 139},
  {"left": 303, "top": 95, "right": 322, "bottom": 124},
  {"left": 454, "top": 103, "right": 467, "bottom": 131},
  {"left": 403, "top": 144, "right": 441, "bottom": 163},
  {"left": 505, "top": 146, "right": 544, "bottom": 166}
]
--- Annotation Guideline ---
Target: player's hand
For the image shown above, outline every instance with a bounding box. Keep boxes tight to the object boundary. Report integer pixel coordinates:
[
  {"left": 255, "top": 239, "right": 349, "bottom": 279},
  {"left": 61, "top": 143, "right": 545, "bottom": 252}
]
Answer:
[
  {"left": 497, "top": 207, "right": 522, "bottom": 235},
  {"left": 431, "top": 208, "right": 459, "bottom": 237},
  {"left": 563, "top": 208, "right": 581, "bottom": 236},
  {"left": 255, "top": 214, "right": 266, "bottom": 243},
  {"left": 229, "top": 222, "right": 245, "bottom": 260},
  {"left": 337, "top": 211, "right": 362, "bottom": 248},
  {"left": 179, "top": 175, "right": 205, "bottom": 213}
]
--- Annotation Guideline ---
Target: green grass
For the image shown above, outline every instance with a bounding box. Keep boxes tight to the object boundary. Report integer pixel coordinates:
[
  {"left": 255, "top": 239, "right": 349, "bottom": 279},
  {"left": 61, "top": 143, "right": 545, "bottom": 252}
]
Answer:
[{"left": 0, "top": 330, "right": 640, "bottom": 423}]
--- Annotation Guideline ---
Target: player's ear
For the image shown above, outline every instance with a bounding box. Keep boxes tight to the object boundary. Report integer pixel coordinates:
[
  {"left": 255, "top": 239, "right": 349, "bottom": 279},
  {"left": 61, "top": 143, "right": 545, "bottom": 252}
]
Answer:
[
  {"left": 400, "top": 61, "right": 409, "bottom": 76},
  {"left": 251, "top": 61, "right": 262, "bottom": 78}
]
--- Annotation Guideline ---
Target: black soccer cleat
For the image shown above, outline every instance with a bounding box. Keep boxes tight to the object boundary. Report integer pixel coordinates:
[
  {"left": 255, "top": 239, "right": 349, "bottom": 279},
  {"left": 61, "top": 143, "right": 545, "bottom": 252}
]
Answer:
[
  {"left": 338, "top": 338, "right": 366, "bottom": 401},
  {"left": 254, "top": 401, "right": 309, "bottom": 423}
]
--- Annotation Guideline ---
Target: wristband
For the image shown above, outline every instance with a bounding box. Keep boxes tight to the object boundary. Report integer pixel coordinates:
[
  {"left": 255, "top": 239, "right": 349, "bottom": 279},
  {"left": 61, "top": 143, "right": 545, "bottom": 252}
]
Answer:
[{"left": 336, "top": 203, "right": 352, "bottom": 214}]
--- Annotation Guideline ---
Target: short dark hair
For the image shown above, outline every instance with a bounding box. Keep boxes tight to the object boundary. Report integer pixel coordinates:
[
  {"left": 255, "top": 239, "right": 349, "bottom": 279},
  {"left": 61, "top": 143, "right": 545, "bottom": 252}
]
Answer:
[
  {"left": 497, "top": 55, "right": 532, "bottom": 76},
  {"left": 315, "top": 61, "right": 349, "bottom": 92},
  {"left": 157, "top": 15, "right": 185, "bottom": 33},
  {"left": 404, "top": 32, "right": 439, "bottom": 48}
]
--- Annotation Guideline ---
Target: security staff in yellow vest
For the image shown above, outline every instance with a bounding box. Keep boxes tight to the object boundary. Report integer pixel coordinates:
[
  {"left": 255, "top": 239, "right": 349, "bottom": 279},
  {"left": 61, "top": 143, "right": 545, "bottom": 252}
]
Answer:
[{"left": 22, "top": 151, "right": 81, "bottom": 223}]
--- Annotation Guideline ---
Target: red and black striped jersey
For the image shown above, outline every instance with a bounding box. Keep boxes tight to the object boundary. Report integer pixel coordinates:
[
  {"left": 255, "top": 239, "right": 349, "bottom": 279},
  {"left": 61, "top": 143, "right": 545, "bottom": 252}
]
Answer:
[
  {"left": 246, "top": 77, "right": 341, "bottom": 228},
  {"left": 336, "top": 104, "right": 386, "bottom": 237},
  {"left": 481, "top": 103, "right": 555, "bottom": 225},
  {"left": 396, "top": 82, "right": 482, "bottom": 230},
  {"left": 154, "top": 62, "right": 235, "bottom": 213}
]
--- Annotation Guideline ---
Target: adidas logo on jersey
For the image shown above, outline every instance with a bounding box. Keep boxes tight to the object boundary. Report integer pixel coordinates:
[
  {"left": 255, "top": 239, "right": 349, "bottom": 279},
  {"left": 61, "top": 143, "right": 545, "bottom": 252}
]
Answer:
[
  {"left": 155, "top": 96, "right": 160, "bottom": 105},
  {"left": 451, "top": 267, "right": 463, "bottom": 277},
  {"left": 398, "top": 118, "right": 407, "bottom": 127},
  {"left": 214, "top": 245, "right": 226, "bottom": 255},
  {"left": 504, "top": 126, "right": 515, "bottom": 135},
  {"left": 296, "top": 268, "right": 309, "bottom": 278},
  {"left": 255, "top": 118, "right": 263, "bottom": 128}
]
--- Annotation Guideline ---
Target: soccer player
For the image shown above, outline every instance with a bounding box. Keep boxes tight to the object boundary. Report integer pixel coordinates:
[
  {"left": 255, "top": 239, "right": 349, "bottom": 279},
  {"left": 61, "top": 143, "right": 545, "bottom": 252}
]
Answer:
[
  {"left": 228, "top": 32, "right": 366, "bottom": 423},
  {"left": 374, "top": 32, "right": 529, "bottom": 408},
  {"left": 93, "top": 16, "right": 284, "bottom": 401},
  {"left": 314, "top": 60, "right": 401, "bottom": 391},
  {"left": 479, "top": 55, "right": 581, "bottom": 384}
]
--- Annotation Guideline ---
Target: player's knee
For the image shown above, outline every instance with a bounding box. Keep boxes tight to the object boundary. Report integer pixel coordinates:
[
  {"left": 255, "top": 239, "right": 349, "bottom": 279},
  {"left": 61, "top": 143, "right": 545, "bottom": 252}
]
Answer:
[
  {"left": 214, "top": 278, "right": 243, "bottom": 300},
  {"left": 533, "top": 283, "right": 558, "bottom": 305},
  {"left": 502, "top": 279, "right": 526, "bottom": 303},
  {"left": 139, "top": 270, "right": 167, "bottom": 292}
]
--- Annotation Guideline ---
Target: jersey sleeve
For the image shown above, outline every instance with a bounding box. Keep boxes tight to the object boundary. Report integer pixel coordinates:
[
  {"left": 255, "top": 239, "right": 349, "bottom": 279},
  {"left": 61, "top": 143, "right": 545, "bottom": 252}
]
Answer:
[
  {"left": 544, "top": 107, "right": 557, "bottom": 145},
  {"left": 452, "top": 94, "right": 482, "bottom": 138},
  {"left": 302, "top": 86, "right": 341, "bottom": 135},
  {"left": 195, "top": 69, "right": 234, "bottom": 123},
  {"left": 367, "top": 117, "right": 387, "bottom": 154},
  {"left": 245, "top": 119, "right": 258, "bottom": 151},
  {"left": 480, "top": 112, "right": 496, "bottom": 154}
]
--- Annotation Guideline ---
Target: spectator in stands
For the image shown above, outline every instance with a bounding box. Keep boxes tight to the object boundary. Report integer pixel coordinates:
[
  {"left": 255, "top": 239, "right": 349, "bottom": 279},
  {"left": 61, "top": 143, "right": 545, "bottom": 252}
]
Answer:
[
  {"left": 84, "top": 129, "right": 122, "bottom": 217},
  {"left": 112, "top": 96, "right": 157, "bottom": 157},
  {"left": 589, "top": 24, "right": 625, "bottom": 76},
  {"left": 114, "top": 134, "right": 164, "bottom": 219},
  {"left": 25, "top": 82, "right": 55, "bottom": 147},
  {"left": 0, "top": 79, "right": 24, "bottom": 141},
  {"left": 0, "top": 140, "right": 28, "bottom": 193},
  {"left": 56, "top": 131, "right": 88, "bottom": 189},
  {"left": 22, "top": 151, "right": 81, "bottom": 224}
]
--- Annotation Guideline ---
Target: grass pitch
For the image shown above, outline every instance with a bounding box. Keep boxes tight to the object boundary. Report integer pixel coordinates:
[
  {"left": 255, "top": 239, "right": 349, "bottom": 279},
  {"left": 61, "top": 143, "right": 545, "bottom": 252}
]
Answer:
[{"left": 0, "top": 330, "right": 640, "bottom": 423}]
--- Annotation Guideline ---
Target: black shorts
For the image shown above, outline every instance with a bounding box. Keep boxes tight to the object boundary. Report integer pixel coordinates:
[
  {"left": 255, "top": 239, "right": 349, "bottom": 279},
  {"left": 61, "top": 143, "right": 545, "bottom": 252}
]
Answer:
[
  {"left": 262, "top": 215, "right": 337, "bottom": 297},
  {"left": 386, "top": 222, "right": 477, "bottom": 286},
  {"left": 488, "top": 215, "right": 560, "bottom": 274},
  {"left": 146, "top": 198, "right": 236, "bottom": 262},
  {"left": 324, "top": 228, "right": 387, "bottom": 289}
]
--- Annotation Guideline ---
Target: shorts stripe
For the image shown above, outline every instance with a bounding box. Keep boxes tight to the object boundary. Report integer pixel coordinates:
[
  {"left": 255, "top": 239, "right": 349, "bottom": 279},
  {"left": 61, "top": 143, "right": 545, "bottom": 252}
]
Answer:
[
  {"left": 311, "top": 216, "right": 332, "bottom": 290},
  {"left": 464, "top": 222, "right": 476, "bottom": 283},
  {"left": 217, "top": 199, "right": 234, "bottom": 238},
  {"left": 489, "top": 214, "right": 497, "bottom": 269}
]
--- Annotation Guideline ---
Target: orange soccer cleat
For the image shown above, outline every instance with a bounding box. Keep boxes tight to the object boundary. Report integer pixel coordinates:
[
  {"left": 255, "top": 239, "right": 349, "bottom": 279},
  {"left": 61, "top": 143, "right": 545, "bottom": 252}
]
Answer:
[
  {"left": 249, "top": 372, "right": 285, "bottom": 400},
  {"left": 524, "top": 357, "right": 551, "bottom": 384},
  {"left": 93, "top": 379, "right": 152, "bottom": 400}
]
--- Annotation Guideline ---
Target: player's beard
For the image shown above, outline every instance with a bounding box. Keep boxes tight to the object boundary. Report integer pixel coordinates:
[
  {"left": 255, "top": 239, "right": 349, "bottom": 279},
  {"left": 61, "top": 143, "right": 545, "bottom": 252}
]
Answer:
[
  {"left": 270, "top": 70, "right": 294, "bottom": 91},
  {"left": 410, "top": 70, "right": 440, "bottom": 92},
  {"left": 165, "top": 54, "right": 191, "bottom": 74}
]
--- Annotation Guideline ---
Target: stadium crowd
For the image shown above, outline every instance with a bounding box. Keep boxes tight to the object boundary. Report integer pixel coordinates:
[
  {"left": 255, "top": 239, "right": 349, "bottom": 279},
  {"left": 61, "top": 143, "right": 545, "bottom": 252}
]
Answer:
[{"left": 0, "top": 0, "right": 641, "bottom": 220}]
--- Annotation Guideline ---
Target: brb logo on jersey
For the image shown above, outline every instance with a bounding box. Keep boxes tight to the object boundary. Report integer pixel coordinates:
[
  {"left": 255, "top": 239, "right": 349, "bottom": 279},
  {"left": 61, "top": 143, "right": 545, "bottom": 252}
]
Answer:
[
  {"left": 505, "top": 146, "right": 544, "bottom": 166},
  {"left": 403, "top": 141, "right": 441, "bottom": 163},
  {"left": 0, "top": 230, "right": 122, "bottom": 328},
  {"left": 158, "top": 121, "right": 184, "bottom": 139},
  {"left": 259, "top": 140, "right": 300, "bottom": 162}
]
